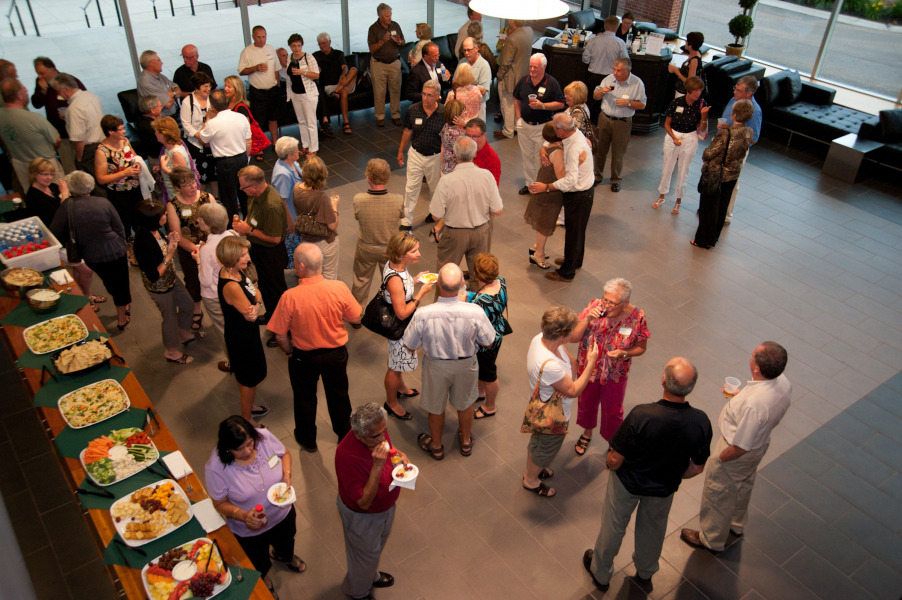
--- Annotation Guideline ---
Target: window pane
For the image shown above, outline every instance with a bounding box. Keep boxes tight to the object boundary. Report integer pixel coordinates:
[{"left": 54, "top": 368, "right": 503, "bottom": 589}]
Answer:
[{"left": 817, "top": 16, "right": 902, "bottom": 99}]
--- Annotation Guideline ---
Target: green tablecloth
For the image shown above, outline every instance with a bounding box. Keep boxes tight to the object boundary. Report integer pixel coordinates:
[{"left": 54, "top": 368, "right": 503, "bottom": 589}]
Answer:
[
  {"left": 53, "top": 408, "right": 148, "bottom": 458},
  {"left": 1, "top": 293, "right": 89, "bottom": 327},
  {"left": 102, "top": 518, "right": 206, "bottom": 568},
  {"left": 75, "top": 452, "right": 173, "bottom": 510},
  {"left": 34, "top": 364, "right": 130, "bottom": 407},
  {"left": 17, "top": 330, "right": 109, "bottom": 371}
]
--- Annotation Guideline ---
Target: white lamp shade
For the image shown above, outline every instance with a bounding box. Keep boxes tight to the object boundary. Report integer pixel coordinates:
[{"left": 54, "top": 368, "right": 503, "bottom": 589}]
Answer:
[{"left": 469, "top": 0, "right": 569, "bottom": 20}]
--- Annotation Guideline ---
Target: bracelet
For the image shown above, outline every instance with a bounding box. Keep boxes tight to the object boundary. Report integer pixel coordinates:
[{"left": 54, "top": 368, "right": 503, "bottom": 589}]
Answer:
[
  {"left": 414, "top": 298, "right": 421, "bottom": 307},
  {"left": 546, "top": 184, "right": 550, "bottom": 193}
]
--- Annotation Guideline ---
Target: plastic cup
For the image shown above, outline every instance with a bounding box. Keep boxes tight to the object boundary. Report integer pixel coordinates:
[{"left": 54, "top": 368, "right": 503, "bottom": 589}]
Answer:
[
  {"left": 723, "top": 377, "right": 741, "bottom": 398},
  {"left": 528, "top": 94, "right": 537, "bottom": 102},
  {"left": 718, "top": 118, "right": 728, "bottom": 125}
]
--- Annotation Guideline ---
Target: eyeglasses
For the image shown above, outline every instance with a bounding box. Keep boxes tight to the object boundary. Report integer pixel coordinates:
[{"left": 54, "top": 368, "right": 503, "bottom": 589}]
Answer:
[
  {"left": 733, "top": 86, "right": 749, "bottom": 94},
  {"left": 181, "top": 54, "right": 198, "bottom": 59},
  {"left": 600, "top": 297, "right": 625, "bottom": 307},
  {"left": 463, "top": 47, "right": 477, "bottom": 53}
]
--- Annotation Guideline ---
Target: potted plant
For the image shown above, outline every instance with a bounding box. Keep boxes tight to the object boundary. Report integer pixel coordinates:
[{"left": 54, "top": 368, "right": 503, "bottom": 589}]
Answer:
[{"left": 727, "top": 0, "right": 757, "bottom": 57}]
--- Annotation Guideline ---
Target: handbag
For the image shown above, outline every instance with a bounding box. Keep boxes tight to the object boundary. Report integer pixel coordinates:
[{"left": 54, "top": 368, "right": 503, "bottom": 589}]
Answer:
[
  {"left": 65, "top": 198, "right": 82, "bottom": 263},
  {"left": 698, "top": 128, "right": 730, "bottom": 196},
  {"left": 361, "top": 272, "right": 412, "bottom": 341},
  {"left": 696, "top": 99, "right": 709, "bottom": 141},
  {"left": 294, "top": 192, "right": 331, "bottom": 238},
  {"left": 520, "top": 359, "right": 569, "bottom": 435}
]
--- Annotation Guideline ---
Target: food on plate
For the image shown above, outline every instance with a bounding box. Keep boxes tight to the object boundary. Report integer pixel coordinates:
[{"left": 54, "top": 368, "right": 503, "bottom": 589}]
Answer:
[
  {"left": 58, "top": 379, "right": 129, "bottom": 429},
  {"left": 419, "top": 272, "right": 438, "bottom": 284},
  {"left": 54, "top": 339, "right": 112, "bottom": 373},
  {"left": 392, "top": 464, "right": 417, "bottom": 481},
  {"left": 143, "top": 538, "right": 230, "bottom": 600},
  {"left": 29, "top": 289, "right": 60, "bottom": 302},
  {"left": 82, "top": 427, "right": 159, "bottom": 485},
  {"left": 23, "top": 314, "right": 88, "bottom": 354},
  {"left": 112, "top": 481, "right": 191, "bottom": 543},
  {"left": 2, "top": 267, "right": 42, "bottom": 286},
  {"left": 270, "top": 483, "right": 293, "bottom": 504}
]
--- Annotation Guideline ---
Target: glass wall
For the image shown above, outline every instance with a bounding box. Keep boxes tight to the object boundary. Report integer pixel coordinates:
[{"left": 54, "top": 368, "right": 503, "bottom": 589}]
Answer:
[{"left": 817, "top": 17, "right": 902, "bottom": 99}]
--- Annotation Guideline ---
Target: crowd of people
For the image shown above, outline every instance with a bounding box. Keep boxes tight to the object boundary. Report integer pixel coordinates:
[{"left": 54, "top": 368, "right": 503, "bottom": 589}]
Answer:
[{"left": 0, "top": 5, "right": 790, "bottom": 599}]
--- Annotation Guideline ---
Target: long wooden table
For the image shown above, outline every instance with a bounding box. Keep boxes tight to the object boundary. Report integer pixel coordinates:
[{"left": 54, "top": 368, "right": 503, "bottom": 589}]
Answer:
[{"left": 0, "top": 280, "right": 271, "bottom": 599}]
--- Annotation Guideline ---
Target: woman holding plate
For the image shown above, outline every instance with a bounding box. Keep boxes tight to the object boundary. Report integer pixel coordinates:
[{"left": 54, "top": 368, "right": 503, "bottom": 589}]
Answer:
[
  {"left": 206, "top": 415, "right": 305, "bottom": 598},
  {"left": 382, "top": 231, "right": 434, "bottom": 420}
]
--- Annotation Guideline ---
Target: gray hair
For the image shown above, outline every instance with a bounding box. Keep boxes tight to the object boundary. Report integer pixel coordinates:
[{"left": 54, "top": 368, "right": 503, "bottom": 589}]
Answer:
[
  {"left": 275, "top": 136, "right": 300, "bottom": 160},
  {"left": 663, "top": 361, "right": 699, "bottom": 397},
  {"left": 377, "top": 2, "right": 391, "bottom": 16},
  {"left": 138, "top": 95, "right": 160, "bottom": 113},
  {"left": 467, "top": 21, "right": 483, "bottom": 42},
  {"left": 453, "top": 136, "right": 477, "bottom": 163},
  {"left": 603, "top": 277, "right": 632, "bottom": 303},
  {"left": 422, "top": 79, "right": 441, "bottom": 96},
  {"left": 350, "top": 402, "right": 387, "bottom": 436},
  {"left": 553, "top": 112, "right": 576, "bottom": 132},
  {"left": 316, "top": 32, "right": 331, "bottom": 44},
  {"left": 614, "top": 56, "right": 632, "bottom": 71},
  {"left": 294, "top": 243, "right": 323, "bottom": 274},
  {"left": 65, "top": 170, "right": 96, "bottom": 196},
  {"left": 197, "top": 202, "right": 229, "bottom": 234},
  {"left": 737, "top": 75, "right": 759, "bottom": 93},
  {"left": 139, "top": 50, "right": 158, "bottom": 69},
  {"left": 51, "top": 73, "right": 79, "bottom": 91},
  {"left": 530, "top": 53, "right": 547, "bottom": 68}
]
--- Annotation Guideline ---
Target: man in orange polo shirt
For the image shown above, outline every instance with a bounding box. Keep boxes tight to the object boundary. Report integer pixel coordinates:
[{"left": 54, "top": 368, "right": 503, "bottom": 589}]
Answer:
[{"left": 268, "top": 243, "right": 362, "bottom": 453}]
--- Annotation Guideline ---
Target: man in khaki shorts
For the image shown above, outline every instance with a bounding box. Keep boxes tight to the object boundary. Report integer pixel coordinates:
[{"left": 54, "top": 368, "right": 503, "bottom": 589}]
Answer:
[{"left": 401, "top": 263, "right": 495, "bottom": 461}]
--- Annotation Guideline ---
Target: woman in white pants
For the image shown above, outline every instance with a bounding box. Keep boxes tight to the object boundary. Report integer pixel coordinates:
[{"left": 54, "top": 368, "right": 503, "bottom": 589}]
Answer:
[
  {"left": 286, "top": 33, "right": 320, "bottom": 156},
  {"left": 653, "top": 77, "right": 709, "bottom": 215}
]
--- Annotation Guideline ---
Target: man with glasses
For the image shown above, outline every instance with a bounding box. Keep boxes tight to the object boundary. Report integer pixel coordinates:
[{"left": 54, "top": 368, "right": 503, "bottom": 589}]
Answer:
[
  {"left": 513, "top": 54, "right": 565, "bottom": 195},
  {"left": 173, "top": 44, "right": 216, "bottom": 98},
  {"left": 313, "top": 32, "right": 358, "bottom": 136},
  {"left": 137, "top": 50, "right": 181, "bottom": 118},
  {"left": 458, "top": 37, "right": 491, "bottom": 122},
  {"left": 465, "top": 118, "right": 500, "bottom": 186},
  {"left": 719, "top": 75, "right": 762, "bottom": 224},
  {"left": 593, "top": 56, "right": 646, "bottom": 191},
  {"left": 397, "top": 80, "right": 444, "bottom": 229},
  {"left": 406, "top": 42, "right": 450, "bottom": 103}
]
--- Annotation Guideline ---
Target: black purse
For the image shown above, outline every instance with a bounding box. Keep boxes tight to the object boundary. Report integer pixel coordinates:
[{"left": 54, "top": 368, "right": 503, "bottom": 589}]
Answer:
[
  {"left": 361, "top": 272, "right": 412, "bottom": 341},
  {"left": 65, "top": 198, "right": 82, "bottom": 263},
  {"left": 698, "top": 129, "right": 731, "bottom": 196}
]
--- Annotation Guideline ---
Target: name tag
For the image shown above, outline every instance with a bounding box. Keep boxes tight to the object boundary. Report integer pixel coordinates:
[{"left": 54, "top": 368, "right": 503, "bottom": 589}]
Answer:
[
  {"left": 537, "top": 86, "right": 546, "bottom": 96},
  {"left": 250, "top": 217, "right": 258, "bottom": 227},
  {"left": 181, "top": 209, "right": 192, "bottom": 217},
  {"left": 415, "top": 118, "right": 423, "bottom": 125},
  {"left": 267, "top": 454, "right": 280, "bottom": 469},
  {"left": 675, "top": 106, "right": 684, "bottom": 114},
  {"left": 618, "top": 326, "right": 632, "bottom": 336}
]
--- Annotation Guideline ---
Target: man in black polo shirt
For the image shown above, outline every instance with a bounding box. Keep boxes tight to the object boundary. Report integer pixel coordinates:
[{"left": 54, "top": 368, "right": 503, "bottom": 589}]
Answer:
[
  {"left": 396, "top": 80, "right": 444, "bottom": 230},
  {"left": 367, "top": 2, "right": 405, "bottom": 127},
  {"left": 513, "top": 53, "right": 565, "bottom": 195},
  {"left": 583, "top": 357, "right": 712, "bottom": 591},
  {"left": 173, "top": 44, "right": 217, "bottom": 97},
  {"left": 313, "top": 32, "right": 358, "bottom": 136}
]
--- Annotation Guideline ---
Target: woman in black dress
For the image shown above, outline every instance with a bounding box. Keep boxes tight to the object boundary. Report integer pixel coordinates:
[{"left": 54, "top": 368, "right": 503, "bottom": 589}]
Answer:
[{"left": 216, "top": 235, "right": 269, "bottom": 426}]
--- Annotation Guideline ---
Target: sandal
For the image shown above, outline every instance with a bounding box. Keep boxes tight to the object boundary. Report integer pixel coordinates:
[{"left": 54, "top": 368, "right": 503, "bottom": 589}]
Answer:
[
  {"left": 90, "top": 295, "right": 107, "bottom": 304},
  {"left": 182, "top": 331, "right": 207, "bottom": 346},
  {"left": 652, "top": 197, "right": 665, "bottom": 209},
  {"left": 90, "top": 300, "right": 100, "bottom": 313},
  {"left": 269, "top": 549, "right": 306, "bottom": 573},
  {"left": 529, "top": 254, "right": 550, "bottom": 270},
  {"left": 458, "top": 428, "right": 473, "bottom": 456},
  {"left": 575, "top": 434, "right": 591, "bottom": 456},
  {"left": 117, "top": 316, "right": 130, "bottom": 331},
  {"left": 538, "top": 467, "right": 554, "bottom": 480},
  {"left": 672, "top": 200, "right": 681, "bottom": 215},
  {"left": 254, "top": 154, "right": 264, "bottom": 162},
  {"left": 474, "top": 406, "right": 496, "bottom": 419},
  {"left": 191, "top": 313, "right": 203, "bottom": 331},
  {"left": 165, "top": 353, "right": 193, "bottom": 364},
  {"left": 397, "top": 388, "right": 420, "bottom": 399},
  {"left": 523, "top": 481, "right": 555, "bottom": 497},
  {"left": 417, "top": 433, "right": 445, "bottom": 461},
  {"left": 343, "top": 122, "right": 352, "bottom": 135}
]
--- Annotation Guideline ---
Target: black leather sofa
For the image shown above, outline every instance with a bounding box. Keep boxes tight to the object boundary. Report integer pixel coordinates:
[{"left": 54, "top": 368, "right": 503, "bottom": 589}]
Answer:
[
  {"left": 703, "top": 55, "right": 765, "bottom": 109},
  {"left": 755, "top": 69, "right": 873, "bottom": 146},
  {"left": 858, "top": 109, "right": 902, "bottom": 171}
]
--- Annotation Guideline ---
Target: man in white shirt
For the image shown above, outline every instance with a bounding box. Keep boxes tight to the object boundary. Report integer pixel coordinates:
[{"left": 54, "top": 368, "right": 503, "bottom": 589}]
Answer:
[
  {"left": 593, "top": 56, "right": 646, "bottom": 191},
  {"left": 137, "top": 50, "right": 181, "bottom": 118},
  {"left": 454, "top": 7, "right": 481, "bottom": 58},
  {"left": 197, "top": 90, "right": 251, "bottom": 219},
  {"left": 51, "top": 73, "right": 104, "bottom": 176},
  {"left": 681, "top": 341, "right": 792, "bottom": 553},
  {"left": 238, "top": 25, "right": 280, "bottom": 147},
  {"left": 430, "top": 137, "right": 503, "bottom": 276},
  {"left": 457, "top": 37, "right": 491, "bottom": 122},
  {"left": 530, "top": 113, "right": 594, "bottom": 282}
]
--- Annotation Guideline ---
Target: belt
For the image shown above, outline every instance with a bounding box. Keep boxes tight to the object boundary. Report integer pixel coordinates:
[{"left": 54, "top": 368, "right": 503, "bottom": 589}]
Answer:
[
  {"left": 523, "top": 120, "right": 545, "bottom": 126},
  {"left": 412, "top": 147, "right": 439, "bottom": 157},
  {"left": 430, "top": 355, "right": 474, "bottom": 360},
  {"left": 372, "top": 57, "right": 398, "bottom": 64},
  {"left": 603, "top": 112, "right": 630, "bottom": 122},
  {"left": 217, "top": 153, "right": 247, "bottom": 160},
  {"left": 444, "top": 222, "right": 487, "bottom": 230}
]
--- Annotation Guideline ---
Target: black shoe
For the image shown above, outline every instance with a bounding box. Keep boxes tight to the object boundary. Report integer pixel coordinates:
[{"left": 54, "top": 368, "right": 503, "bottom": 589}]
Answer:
[
  {"left": 384, "top": 402, "right": 413, "bottom": 420},
  {"left": 299, "top": 442, "right": 318, "bottom": 453},
  {"left": 582, "top": 549, "right": 609, "bottom": 591},
  {"left": 493, "top": 112, "right": 503, "bottom": 122},
  {"left": 611, "top": 182, "right": 621, "bottom": 192},
  {"left": 266, "top": 335, "right": 279, "bottom": 348},
  {"left": 320, "top": 124, "right": 335, "bottom": 138},
  {"left": 255, "top": 316, "right": 268, "bottom": 326},
  {"left": 372, "top": 571, "right": 394, "bottom": 588},
  {"left": 251, "top": 405, "right": 270, "bottom": 418},
  {"left": 424, "top": 213, "right": 435, "bottom": 223},
  {"left": 518, "top": 185, "right": 530, "bottom": 195},
  {"left": 399, "top": 225, "right": 413, "bottom": 231}
]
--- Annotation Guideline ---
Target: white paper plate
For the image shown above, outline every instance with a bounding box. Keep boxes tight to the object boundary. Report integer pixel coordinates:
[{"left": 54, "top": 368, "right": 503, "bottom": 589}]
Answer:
[
  {"left": 267, "top": 482, "right": 296, "bottom": 507},
  {"left": 140, "top": 537, "right": 231, "bottom": 600},
  {"left": 111, "top": 479, "right": 193, "bottom": 547},
  {"left": 416, "top": 273, "right": 438, "bottom": 285},
  {"left": 392, "top": 463, "right": 418, "bottom": 483}
]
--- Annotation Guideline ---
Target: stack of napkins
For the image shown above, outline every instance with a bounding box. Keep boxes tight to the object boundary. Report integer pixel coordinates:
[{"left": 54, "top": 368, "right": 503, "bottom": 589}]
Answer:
[
  {"left": 49, "top": 270, "right": 74, "bottom": 285},
  {"left": 192, "top": 498, "right": 227, "bottom": 532},
  {"left": 162, "top": 451, "right": 194, "bottom": 479}
]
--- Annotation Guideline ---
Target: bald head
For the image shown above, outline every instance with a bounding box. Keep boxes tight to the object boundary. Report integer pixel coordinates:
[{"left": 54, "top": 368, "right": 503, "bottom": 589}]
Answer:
[
  {"left": 437, "top": 263, "right": 463, "bottom": 296},
  {"left": 662, "top": 357, "right": 698, "bottom": 400}
]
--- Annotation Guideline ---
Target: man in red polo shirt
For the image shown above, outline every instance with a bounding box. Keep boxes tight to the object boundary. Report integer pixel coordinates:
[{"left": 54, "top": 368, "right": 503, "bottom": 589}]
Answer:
[{"left": 465, "top": 118, "right": 500, "bottom": 186}]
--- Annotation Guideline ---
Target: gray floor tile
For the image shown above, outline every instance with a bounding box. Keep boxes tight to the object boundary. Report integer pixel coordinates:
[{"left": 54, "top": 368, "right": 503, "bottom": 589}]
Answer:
[
  {"left": 771, "top": 499, "right": 869, "bottom": 575},
  {"left": 850, "top": 557, "right": 902, "bottom": 600},
  {"left": 717, "top": 540, "right": 819, "bottom": 600},
  {"left": 784, "top": 548, "right": 878, "bottom": 600},
  {"left": 759, "top": 460, "right": 851, "bottom": 523},
  {"left": 832, "top": 507, "right": 902, "bottom": 572}
]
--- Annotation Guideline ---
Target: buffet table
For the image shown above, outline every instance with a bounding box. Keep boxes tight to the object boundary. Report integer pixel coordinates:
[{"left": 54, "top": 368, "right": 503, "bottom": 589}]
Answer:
[{"left": 0, "top": 273, "right": 271, "bottom": 599}]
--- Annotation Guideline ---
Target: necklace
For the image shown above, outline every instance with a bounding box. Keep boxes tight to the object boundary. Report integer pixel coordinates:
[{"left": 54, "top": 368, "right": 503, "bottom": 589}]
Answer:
[{"left": 235, "top": 451, "right": 265, "bottom": 492}]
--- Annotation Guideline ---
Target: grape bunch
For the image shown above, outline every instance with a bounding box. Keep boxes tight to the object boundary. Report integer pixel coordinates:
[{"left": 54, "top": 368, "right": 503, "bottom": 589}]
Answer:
[
  {"left": 188, "top": 572, "right": 220, "bottom": 597},
  {"left": 156, "top": 547, "right": 188, "bottom": 571}
]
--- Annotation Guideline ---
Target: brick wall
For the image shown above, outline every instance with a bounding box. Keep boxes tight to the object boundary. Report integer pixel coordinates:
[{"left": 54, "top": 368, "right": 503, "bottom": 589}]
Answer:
[{"left": 620, "top": 0, "right": 684, "bottom": 30}]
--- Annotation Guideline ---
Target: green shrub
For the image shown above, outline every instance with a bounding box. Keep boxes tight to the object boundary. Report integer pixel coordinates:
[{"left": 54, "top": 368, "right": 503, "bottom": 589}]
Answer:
[{"left": 729, "top": 14, "right": 755, "bottom": 45}]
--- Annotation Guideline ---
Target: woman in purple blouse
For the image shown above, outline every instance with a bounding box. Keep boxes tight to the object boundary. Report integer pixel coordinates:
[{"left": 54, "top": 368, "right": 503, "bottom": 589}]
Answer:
[{"left": 205, "top": 416, "right": 305, "bottom": 596}]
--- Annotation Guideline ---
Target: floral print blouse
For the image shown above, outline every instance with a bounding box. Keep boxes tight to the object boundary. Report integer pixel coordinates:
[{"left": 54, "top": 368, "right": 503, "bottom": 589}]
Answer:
[
  {"left": 99, "top": 142, "right": 139, "bottom": 192},
  {"left": 577, "top": 302, "right": 650, "bottom": 384}
]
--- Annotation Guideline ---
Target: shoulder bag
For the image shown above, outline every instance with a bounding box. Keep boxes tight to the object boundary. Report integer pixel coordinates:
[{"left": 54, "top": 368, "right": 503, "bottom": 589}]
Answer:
[
  {"left": 294, "top": 190, "right": 331, "bottom": 238},
  {"left": 698, "top": 128, "right": 731, "bottom": 196},
  {"left": 361, "top": 272, "right": 412, "bottom": 341},
  {"left": 520, "top": 359, "right": 569, "bottom": 435},
  {"left": 65, "top": 198, "right": 82, "bottom": 263}
]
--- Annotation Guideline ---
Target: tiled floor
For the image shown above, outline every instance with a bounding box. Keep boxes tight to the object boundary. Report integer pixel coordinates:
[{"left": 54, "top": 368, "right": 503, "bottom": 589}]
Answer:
[{"left": 4, "top": 94, "right": 901, "bottom": 599}]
